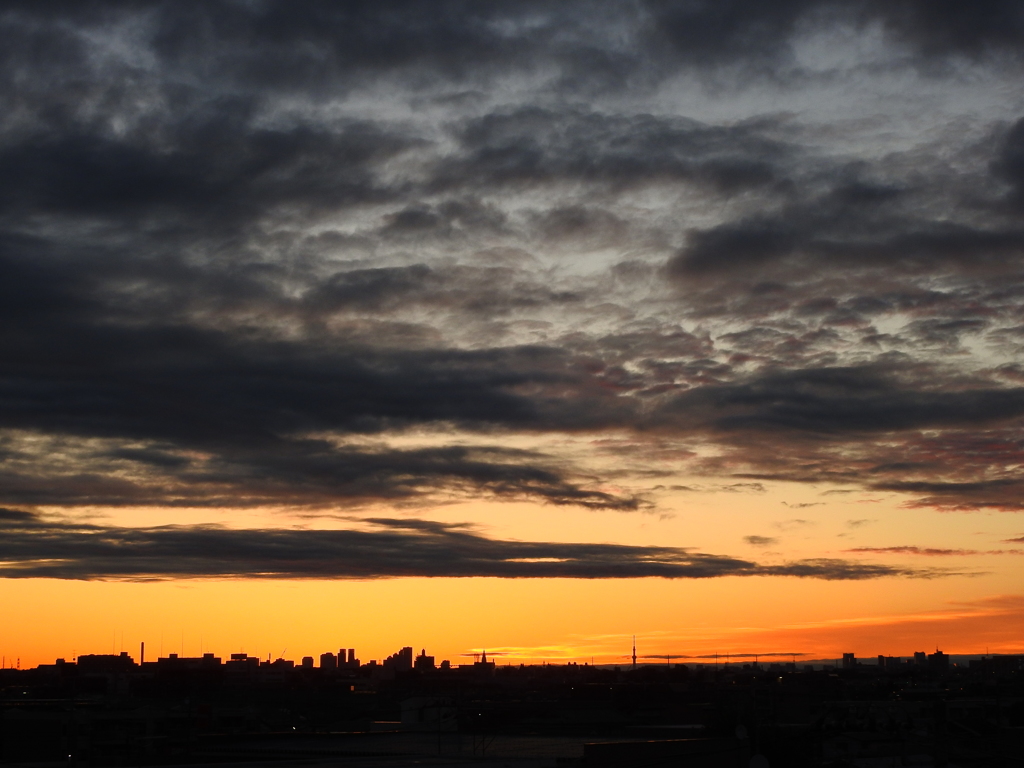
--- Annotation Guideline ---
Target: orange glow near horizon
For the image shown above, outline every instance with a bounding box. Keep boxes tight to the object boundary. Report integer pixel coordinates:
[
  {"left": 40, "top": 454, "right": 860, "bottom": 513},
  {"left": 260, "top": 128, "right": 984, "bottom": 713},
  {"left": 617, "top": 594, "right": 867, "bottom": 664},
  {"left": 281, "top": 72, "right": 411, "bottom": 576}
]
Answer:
[
  {"left": 3, "top": 574, "right": 1022, "bottom": 670},
  {"left": 4, "top": 480, "right": 1023, "bottom": 669}
]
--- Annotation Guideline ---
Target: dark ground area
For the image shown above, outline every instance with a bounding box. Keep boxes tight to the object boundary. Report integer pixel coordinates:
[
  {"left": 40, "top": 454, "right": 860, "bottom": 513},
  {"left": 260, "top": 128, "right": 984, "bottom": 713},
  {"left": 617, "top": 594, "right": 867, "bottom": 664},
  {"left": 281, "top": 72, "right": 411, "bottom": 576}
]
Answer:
[{"left": 2, "top": 652, "right": 1023, "bottom": 767}]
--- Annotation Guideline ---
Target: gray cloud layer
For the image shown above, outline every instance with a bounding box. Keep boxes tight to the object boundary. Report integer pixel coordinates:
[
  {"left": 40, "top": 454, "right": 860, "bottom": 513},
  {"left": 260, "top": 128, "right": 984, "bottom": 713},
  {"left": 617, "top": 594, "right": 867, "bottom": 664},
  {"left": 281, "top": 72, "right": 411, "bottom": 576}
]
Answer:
[{"left": 3, "top": 0, "right": 1024, "bottom": 580}]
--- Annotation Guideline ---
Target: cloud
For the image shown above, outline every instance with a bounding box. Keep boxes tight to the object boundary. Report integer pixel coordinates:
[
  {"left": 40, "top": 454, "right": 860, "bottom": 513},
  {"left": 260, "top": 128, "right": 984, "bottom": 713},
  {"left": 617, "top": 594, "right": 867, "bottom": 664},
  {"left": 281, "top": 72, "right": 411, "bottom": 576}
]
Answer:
[
  {"left": 0, "top": 436, "right": 645, "bottom": 511},
  {"left": 846, "top": 546, "right": 979, "bottom": 556},
  {"left": 660, "top": 366, "right": 1024, "bottom": 435},
  {"left": 643, "top": 0, "right": 1024, "bottom": 71},
  {"left": 649, "top": 365, "right": 1024, "bottom": 511},
  {"left": 669, "top": 215, "right": 1024, "bottom": 280},
  {"left": 993, "top": 117, "right": 1024, "bottom": 210},
  {"left": 0, "top": 507, "right": 36, "bottom": 522},
  {"left": 758, "top": 558, "right": 953, "bottom": 580},
  {"left": 1, "top": 0, "right": 1024, "bottom": 534},
  {"left": 719, "top": 482, "right": 767, "bottom": 493},
  {"left": 0, "top": 511, "right": 949, "bottom": 581},
  {"left": 846, "top": 546, "right": 1024, "bottom": 556},
  {"left": 744, "top": 535, "right": 778, "bottom": 546},
  {"left": 437, "top": 107, "right": 789, "bottom": 197},
  {"left": 6, "top": 2, "right": 1021, "bottom": 100},
  {"left": 773, "top": 519, "right": 815, "bottom": 531}
]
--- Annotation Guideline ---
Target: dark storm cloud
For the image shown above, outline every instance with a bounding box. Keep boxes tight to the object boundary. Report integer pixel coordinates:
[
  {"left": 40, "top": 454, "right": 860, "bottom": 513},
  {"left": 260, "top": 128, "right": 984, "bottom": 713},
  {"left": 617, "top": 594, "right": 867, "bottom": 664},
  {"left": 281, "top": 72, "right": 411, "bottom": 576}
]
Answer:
[
  {"left": 867, "top": 0, "right": 1024, "bottom": 59},
  {"left": 12, "top": 0, "right": 1018, "bottom": 98},
  {"left": 1, "top": 0, "right": 1021, "bottom": 158},
  {"left": 993, "top": 116, "right": 1024, "bottom": 210},
  {"left": 666, "top": 119, "right": 1024, "bottom": 290},
  {"left": 643, "top": 0, "right": 1024, "bottom": 69},
  {"left": 436, "top": 107, "right": 788, "bottom": 196},
  {"left": 668, "top": 401, "right": 1024, "bottom": 512},
  {"left": 669, "top": 207, "right": 1024, "bottom": 280},
  {"left": 658, "top": 366, "right": 1024, "bottom": 435},
  {"left": 2, "top": 0, "right": 1024, "bottom": 526},
  {"left": 0, "top": 442, "right": 644, "bottom": 511},
  {"left": 0, "top": 235, "right": 642, "bottom": 509},
  {"left": 0, "top": 311, "right": 634, "bottom": 442},
  {"left": 0, "top": 507, "right": 36, "bottom": 522},
  {"left": 302, "top": 263, "right": 584, "bottom": 315},
  {"left": 0, "top": 119, "right": 416, "bottom": 228},
  {"left": 0, "top": 234, "right": 622, "bottom": 432},
  {"left": 0, "top": 1, "right": 554, "bottom": 97},
  {"left": 0, "top": 511, "right": 946, "bottom": 581}
]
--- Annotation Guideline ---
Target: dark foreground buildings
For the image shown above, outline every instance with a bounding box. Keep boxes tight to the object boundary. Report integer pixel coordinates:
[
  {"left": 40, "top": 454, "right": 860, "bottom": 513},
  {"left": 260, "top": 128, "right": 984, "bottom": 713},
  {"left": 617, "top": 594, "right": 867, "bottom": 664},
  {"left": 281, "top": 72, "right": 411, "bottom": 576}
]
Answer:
[{"left": 1, "top": 648, "right": 1022, "bottom": 767}]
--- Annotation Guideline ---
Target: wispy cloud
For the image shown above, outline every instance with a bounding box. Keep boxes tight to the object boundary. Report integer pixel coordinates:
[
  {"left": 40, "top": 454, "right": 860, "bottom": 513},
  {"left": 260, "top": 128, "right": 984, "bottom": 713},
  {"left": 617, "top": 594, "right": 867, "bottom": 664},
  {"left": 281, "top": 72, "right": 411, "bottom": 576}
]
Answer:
[
  {"left": 846, "top": 546, "right": 1024, "bottom": 556},
  {"left": 847, "top": 519, "right": 876, "bottom": 528},
  {"left": 773, "top": 519, "right": 816, "bottom": 531}
]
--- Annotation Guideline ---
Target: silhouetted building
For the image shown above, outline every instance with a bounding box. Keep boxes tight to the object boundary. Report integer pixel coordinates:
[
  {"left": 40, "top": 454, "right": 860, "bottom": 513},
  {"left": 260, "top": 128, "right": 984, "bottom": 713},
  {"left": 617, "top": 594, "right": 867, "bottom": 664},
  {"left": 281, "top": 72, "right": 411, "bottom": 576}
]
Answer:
[
  {"left": 8, "top": 644, "right": 1024, "bottom": 767},
  {"left": 301, "top": 656, "right": 314, "bottom": 669},
  {"left": 383, "top": 646, "right": 413, "bottom": 671},
  {"left": 928, "top": 649, "right": 949, "bottom": 672},
  {"left": 914, "top": 651, "right": 928, "bottom": 666},
  {"left": 225, "top": 653, "right": 259, "bottom": 674},
  {"left": 842, "top": 653, "right": 856, "bottom": 670},
  {"left": 77, "top": 652, "right": 136, "bottom": 673},
  {"left": 320, "top": 652, "right": 337, "bottom": 670},
  {"left": 158, "top": 652, "right": 222, "bottom": 670},
  {"left": 414, "top": 648, "right": 435, "bottom": 671},
  {"left": 473, "top": 650, "right": 496, "bottom": 674},
  {"left": 970, "top": 654, "right": 1023, "bottom": 673}
]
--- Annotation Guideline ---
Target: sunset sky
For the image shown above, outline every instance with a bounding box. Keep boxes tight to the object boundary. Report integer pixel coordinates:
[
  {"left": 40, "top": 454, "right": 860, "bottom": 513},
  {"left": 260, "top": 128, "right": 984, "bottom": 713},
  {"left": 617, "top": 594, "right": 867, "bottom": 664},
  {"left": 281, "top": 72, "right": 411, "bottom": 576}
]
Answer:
[{"left": 4, "top": 0, "right": 1024, "bottom": 669}]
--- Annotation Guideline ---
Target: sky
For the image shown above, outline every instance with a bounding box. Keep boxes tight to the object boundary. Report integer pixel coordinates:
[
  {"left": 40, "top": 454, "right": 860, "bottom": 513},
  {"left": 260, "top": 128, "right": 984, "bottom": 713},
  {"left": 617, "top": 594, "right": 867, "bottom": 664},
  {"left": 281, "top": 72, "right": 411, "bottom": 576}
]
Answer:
[{"left": 3, "top": 0, "right": 1024, "bottom": 668}]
